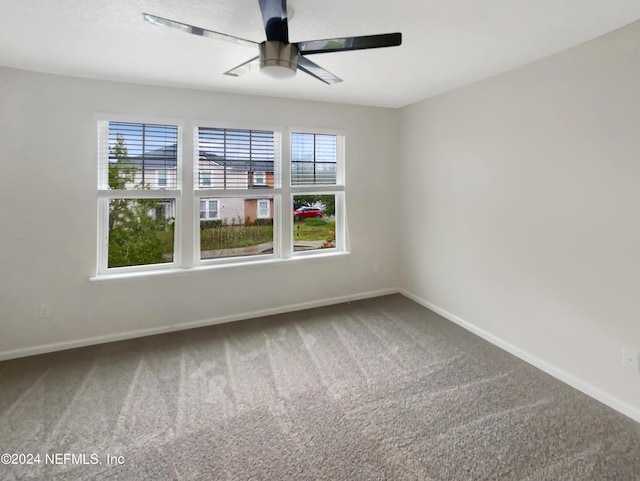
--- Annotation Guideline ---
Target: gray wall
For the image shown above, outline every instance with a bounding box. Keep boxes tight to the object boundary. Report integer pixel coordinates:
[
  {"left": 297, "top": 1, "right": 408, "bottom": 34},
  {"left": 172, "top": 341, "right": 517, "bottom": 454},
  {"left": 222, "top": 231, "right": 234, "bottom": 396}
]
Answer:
[
  {"left": 0, "top": 68, "right": 401, "bottom": 356},
  {"left": 399, "top": 21, "right": 640, "bottom": 419}
]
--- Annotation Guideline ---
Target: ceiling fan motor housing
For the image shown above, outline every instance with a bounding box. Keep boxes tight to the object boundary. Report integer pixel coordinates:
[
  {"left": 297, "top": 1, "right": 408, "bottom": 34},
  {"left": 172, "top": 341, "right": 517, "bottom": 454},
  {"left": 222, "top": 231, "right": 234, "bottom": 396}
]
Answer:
[
  {"left": 259, "top": 41, "right": 298, "bottom": 78},
  {"left": 143, "top": 0, "right": 402, "bottom": 84}
]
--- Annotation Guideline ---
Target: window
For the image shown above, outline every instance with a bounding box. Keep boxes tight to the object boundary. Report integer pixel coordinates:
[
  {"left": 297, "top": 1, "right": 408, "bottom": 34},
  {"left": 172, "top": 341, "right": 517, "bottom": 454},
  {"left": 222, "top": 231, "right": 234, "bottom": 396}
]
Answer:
[
  {"left": 291, "top": 132, "right": 343, "bottom": 253},
  {"left": 291, "top": 133, "right": 337, "bottom": 185},
  {"left": 200, "top": 171, "right": 212, "bottom": 187},
  {"left": 257, "top": 199, "right": 270, "bottom": 218},
  {"left": 97, "top": 120, "right": 345, "bottom": 276},
  {"left": 105, "top": 122, "right": 178, "bottom": 190},
  {"left": 200, "top": 199, "right": 219, "bottom": 219},
  {"left": 196, "top": 127, "right": 278, "bottom": 261},
  {"left": 97, "top": 120, "right": 180, "bottom": 273},
  {"left": 253, "top": 171, "right": 267, "bottom": 186},
  {"left": 197, "top": 128, "right": 275, "bottom": 189},
  {"left": 157, "top": 170, "right": 167, "bottom": 187}
]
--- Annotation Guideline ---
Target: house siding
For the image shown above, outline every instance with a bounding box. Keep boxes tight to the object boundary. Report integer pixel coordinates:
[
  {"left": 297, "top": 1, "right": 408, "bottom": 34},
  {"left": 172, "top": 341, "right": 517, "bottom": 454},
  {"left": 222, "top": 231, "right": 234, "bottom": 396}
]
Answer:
[{"left": 218, "top": 198, "right": 245, "bottom": 224}]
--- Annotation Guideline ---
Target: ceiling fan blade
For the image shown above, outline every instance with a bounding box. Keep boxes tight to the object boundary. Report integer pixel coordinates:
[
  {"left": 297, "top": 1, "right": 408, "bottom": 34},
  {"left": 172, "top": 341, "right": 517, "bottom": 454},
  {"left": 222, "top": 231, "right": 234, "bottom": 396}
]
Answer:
[
  {"left": 258, "top": 0, "right": 289, "bottom": 43},
  {"left": 143, "top": 13, "right": 258, "bottom": 48},
  {"left": 224, "top": 56, "right": 261, "bottom": 77},
  {"left": 297, "top": 56, "right": 342, "bottom": 85},
  {"left": 297, "top": 32, "right": 402, "bottom": 55}
]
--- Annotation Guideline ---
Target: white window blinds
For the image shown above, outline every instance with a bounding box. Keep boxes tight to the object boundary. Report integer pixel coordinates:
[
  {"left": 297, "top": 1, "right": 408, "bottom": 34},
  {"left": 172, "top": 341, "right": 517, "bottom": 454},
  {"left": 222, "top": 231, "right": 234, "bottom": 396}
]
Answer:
[
  {"left": 291, "top": 132, "right": 337, "bottom": 185},
  {"left": 197, "top": 128, "right": 278, "bottom": 190},
  {"left": 106, "top": 122, "right": 178, "bottom": 190}
]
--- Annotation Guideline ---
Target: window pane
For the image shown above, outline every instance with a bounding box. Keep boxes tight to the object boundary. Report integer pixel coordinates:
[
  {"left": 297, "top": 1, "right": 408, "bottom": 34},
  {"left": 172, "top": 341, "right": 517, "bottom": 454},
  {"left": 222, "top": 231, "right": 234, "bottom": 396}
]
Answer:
[
  {"left": 291, "top": 162, "right": 315, "bottom": 185},
  {"left": 199, "top": 198, "right": 220, "bottom": 219},
  {"left": 293, "top": 194, "right": 336, "bottom": 252},
  {"left": 199, "top": 197, "right": 274, "bottom": 260},
  {"left": 108, "top": 198, "right": 175, "bottom": 268},
  {"left": 198, "top": 128, "right": 275, "bottom": 190},
  {"left": 315, "top": 134, "right": 337, "bottom": 162},
  {"left": 315, "top": 163, "right": 337, "bottom": 184},
  {"left": 108, "top": 122, "right": 178, "bottom": 190},
  {"left": 201, "top": 171, "right": 212, "bottom": 186},
  {"left": 257, "top": 199, "right": 270, "bottom": 218},
  {"left": 157, "top": 170, "right": 167, "bottom": 187},
  {"left": 291, "top": 133, "right": 337, "bottom": 185},
  {"left": 253, "top": 171, "right": 267, "bottom": 186},
  {"left": 208, "top": 199, "right": 219, "bottom": 219}
]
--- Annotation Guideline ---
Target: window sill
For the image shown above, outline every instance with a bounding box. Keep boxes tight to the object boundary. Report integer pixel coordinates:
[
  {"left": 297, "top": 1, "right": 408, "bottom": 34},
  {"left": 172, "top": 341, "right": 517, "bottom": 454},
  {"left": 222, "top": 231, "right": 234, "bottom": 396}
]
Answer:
[{"left": 89, "top": 250, "right": 350, "bottom": 283}]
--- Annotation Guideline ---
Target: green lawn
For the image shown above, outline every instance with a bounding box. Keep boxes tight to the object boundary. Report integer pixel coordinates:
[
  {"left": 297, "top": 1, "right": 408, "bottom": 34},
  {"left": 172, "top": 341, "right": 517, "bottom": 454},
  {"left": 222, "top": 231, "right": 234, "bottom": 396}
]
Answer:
[
  {"left": 201, "top": 225, "right": 273, "bottom": 250},
  {"left": 294, "top": 219, "right": 335, "bottom": 242},
  {"left": 158, "top": 219, "right": 335, "bottom": 252}
]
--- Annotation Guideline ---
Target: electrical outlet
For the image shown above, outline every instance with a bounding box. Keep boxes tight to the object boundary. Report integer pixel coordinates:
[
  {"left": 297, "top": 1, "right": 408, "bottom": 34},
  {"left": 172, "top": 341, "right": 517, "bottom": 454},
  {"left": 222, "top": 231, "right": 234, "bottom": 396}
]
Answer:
[
  {"left": 622, "top": 348, "right": 639, "bottom": 372},
  {"left": 39, "top": 302, "right": 53, "bottom": 319}
]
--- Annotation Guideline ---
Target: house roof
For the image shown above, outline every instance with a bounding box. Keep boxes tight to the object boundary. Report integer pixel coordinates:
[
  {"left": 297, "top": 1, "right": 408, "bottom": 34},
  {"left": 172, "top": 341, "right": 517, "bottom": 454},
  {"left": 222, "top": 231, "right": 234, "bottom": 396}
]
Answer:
[
  {"left": 199, "top": 151, "right": 274, "bottom": 172},
  {"left": 122, "top": 144, "right": 275, "bottom": 172}
]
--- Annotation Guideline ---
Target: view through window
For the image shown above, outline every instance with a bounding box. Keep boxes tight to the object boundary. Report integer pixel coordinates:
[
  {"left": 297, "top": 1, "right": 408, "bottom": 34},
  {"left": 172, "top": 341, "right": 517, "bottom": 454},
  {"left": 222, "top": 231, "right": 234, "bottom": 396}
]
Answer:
[
  {"left": 97, "top": 121, "right": 344, "bottom": 274},
  {"left": 291, "top": 133, "right": 340, "bottom": 252},
  {"left": 196, "top": 128, "right": 276, "bottom": 260},
  {"left": 100, "top": 121, "right": 179, "bottom": 269}
]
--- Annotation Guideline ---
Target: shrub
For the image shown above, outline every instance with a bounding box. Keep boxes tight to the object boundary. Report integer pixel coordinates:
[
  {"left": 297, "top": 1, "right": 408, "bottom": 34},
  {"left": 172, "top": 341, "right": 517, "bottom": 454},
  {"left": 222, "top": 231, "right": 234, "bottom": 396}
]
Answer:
[
  {"left": 303, "top": 217, "right": 327, "bottom": 226},
  {"left": 200, "top": 220, "right": 223, "bottom": 229},
  {"left": 253, "top": 218, "right": 274, "bottom": 226}
]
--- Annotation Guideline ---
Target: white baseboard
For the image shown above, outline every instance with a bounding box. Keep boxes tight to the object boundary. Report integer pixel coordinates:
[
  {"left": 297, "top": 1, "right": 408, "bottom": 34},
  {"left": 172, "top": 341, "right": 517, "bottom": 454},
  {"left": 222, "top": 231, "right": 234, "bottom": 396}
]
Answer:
[
  {"left": 5, "top": 286, "right": 637, "bottom": 424},
  {"left": 0, "top": 288, "right": 399, "bottom": 362},
  {"left": 399, "top": 289, "right": 640, "bottom": 424}
]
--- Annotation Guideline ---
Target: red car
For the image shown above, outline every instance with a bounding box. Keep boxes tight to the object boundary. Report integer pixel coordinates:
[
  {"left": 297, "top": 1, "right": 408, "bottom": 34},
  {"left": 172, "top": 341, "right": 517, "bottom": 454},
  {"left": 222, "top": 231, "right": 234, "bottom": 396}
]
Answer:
[{"left": 293, "top": 206, "right": 323, "bottom": 220}]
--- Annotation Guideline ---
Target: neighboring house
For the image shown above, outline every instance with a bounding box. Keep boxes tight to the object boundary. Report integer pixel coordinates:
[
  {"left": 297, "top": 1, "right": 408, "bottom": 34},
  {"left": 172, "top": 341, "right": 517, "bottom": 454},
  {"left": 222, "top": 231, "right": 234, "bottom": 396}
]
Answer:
[
  {"left": 198, "top": 151, "right": 274, "bottom": 225},
  {"left": 111, "top": 144, "right": 274, "bottom": 225}
]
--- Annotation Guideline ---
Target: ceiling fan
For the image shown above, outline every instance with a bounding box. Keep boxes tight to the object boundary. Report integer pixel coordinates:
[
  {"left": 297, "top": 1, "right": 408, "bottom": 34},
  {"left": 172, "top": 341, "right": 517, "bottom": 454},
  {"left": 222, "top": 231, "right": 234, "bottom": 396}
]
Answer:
[{"left": 143, "top": 0, "right": 402, "bottom": 84}]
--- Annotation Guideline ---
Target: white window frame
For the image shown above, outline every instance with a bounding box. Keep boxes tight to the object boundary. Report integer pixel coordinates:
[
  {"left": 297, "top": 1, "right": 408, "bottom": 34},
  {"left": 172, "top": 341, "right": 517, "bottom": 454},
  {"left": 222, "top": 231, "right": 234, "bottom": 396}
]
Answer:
[
  {"left": 193, "top": 122, "right": 281, "bottom": 266},
  {"left": 94, "top": 118, "right": 347, "bottom": 279},
  {"left": 288, "top": 129, "right": 346, "bottom": 257},
  {"left": 96, "top": 115, "right": 183, "bottom": 275}
]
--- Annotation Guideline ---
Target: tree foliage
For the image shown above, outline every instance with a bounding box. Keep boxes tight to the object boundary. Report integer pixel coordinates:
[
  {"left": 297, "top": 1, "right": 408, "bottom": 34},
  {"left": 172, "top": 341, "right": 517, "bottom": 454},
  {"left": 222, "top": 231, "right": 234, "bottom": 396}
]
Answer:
[{"left": 108, "top": 136, "right": 167, "bottom": 268}]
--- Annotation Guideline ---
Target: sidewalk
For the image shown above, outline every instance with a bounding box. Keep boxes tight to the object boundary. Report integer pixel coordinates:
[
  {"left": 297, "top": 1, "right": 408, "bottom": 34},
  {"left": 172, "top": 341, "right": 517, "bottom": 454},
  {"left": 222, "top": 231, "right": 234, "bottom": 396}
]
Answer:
[{"left": 200, "top": 240, "right": 328, "bottom": 258}]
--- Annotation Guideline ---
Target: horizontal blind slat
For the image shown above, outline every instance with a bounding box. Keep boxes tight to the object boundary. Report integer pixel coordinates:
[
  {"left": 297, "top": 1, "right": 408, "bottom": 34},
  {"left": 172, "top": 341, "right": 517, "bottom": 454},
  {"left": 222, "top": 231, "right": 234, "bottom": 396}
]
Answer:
[
  {"left": 197, "top": 127, "right": 276, "bottom": 190},
  {"left": 291, "top": 132, "right": 337, "bottom": 186},
  {"left": 108, "top": 121, "right": 179, "bottom": 190}
]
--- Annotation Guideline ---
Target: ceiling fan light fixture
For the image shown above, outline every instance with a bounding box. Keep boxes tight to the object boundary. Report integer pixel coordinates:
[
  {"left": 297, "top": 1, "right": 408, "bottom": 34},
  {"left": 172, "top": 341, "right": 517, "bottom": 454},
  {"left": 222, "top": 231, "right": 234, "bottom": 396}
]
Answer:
[
  {"left": 259, "top": 41, "right": 298, "bottom": 79},
  {"left": 144, "top": 0, "right": 402, "bottom": 84}
]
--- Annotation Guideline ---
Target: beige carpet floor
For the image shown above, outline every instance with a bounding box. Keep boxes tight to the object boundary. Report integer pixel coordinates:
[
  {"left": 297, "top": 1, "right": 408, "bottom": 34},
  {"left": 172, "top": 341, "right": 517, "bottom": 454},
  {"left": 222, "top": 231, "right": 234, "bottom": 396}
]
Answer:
[{"left": 1, "top": 294, "right": 639, "bottom": 480}]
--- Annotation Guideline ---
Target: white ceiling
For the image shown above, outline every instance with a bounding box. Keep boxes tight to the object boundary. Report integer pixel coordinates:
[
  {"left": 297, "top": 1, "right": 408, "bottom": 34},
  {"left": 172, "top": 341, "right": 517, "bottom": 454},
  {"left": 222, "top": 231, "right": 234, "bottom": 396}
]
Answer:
[{"left": 1, "top": 0, "right": 639, "bottom": 108}]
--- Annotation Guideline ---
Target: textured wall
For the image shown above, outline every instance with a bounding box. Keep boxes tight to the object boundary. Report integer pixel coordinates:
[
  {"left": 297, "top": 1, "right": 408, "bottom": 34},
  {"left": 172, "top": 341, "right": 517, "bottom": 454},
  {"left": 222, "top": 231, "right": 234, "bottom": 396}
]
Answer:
[
  {"left": 0, "top": 68, "right": 401, "bottom": 356},
  {"left": 399, "top": 21, "right": 640, "bottom": 417}
]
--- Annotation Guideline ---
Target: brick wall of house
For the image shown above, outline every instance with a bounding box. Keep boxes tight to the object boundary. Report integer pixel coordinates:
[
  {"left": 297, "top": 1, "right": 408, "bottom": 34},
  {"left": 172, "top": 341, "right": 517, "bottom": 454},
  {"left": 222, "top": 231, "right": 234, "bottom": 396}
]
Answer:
[{"left": 244, "top": 199, "right": 273, "bottom": 224}]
